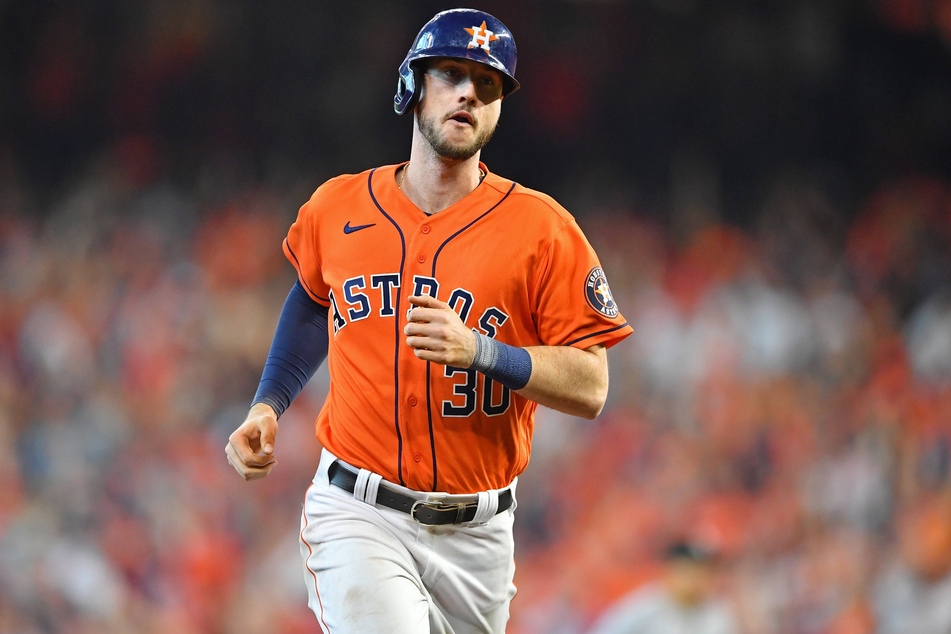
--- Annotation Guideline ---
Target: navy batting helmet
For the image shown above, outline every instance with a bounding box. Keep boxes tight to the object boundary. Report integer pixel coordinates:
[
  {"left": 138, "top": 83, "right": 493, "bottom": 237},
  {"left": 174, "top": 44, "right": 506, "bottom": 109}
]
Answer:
[{"left": 394, "top": 8, "right": 520, "bottom": 115}]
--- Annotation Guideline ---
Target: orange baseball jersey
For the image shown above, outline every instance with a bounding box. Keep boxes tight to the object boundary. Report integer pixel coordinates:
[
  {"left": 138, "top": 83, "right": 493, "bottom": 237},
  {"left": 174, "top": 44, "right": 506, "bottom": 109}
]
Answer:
[{"left": 284, "top": 162, "right": 632, "bottom": 493}]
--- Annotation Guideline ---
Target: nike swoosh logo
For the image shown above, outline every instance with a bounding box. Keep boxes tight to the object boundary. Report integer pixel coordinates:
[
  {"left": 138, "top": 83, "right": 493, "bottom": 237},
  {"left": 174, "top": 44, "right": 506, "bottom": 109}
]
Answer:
[{"left": 344, "top": 221, "right": 376, "bottom": 234}]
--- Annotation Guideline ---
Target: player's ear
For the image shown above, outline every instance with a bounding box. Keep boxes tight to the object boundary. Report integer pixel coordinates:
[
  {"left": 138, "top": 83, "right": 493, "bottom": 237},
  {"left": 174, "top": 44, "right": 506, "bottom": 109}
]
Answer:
[{"left": 412, "top": 99, "right": 424, "bottom": 122}]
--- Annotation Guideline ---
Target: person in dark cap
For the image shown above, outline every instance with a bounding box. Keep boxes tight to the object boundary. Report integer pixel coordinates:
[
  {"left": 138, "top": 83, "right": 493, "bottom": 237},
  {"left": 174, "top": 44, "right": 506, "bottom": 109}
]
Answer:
[{"left": 586, "top": 540, "right": 739, "bottom": 634}]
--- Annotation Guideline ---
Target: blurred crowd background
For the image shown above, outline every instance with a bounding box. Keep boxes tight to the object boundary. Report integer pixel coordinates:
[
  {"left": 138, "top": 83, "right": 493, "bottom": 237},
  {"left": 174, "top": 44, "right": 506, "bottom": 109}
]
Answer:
[{"left": 1, "top": 1, "right": 950, "bottom": 633}]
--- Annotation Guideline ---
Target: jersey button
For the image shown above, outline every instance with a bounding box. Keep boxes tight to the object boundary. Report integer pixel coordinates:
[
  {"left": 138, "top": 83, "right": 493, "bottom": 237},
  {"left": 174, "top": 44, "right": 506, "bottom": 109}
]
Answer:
[
  {"left": 416, "top": 254, "right": 426, "bottom": 263},
  {"left": 413, "top": 452, "right": 422, "bottom": 462},
  {"left": 421, "top": 225, "right": 431, "bottom": 234},
  {"left": 408, "top": 396, "right": 418, "bottom": 407}
]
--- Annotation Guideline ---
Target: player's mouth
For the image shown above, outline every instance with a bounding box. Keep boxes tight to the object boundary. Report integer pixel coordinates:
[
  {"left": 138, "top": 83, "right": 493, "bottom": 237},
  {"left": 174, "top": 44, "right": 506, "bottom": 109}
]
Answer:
[{"left": 447, "top": 110, "right": 475, "bottom": 126}]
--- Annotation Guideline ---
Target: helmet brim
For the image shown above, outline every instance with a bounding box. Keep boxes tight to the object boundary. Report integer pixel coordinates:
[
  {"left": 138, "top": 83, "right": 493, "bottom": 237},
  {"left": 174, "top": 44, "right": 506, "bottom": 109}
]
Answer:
[{"left": 408, "top": 50, "right": 520, "bottom": 97}]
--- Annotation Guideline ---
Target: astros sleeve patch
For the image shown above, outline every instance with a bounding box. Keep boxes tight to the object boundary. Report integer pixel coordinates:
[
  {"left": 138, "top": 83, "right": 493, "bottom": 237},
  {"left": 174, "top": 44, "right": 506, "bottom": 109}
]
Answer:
[{"left": 584, "top": 266, "right": 620, "bottom": 318}]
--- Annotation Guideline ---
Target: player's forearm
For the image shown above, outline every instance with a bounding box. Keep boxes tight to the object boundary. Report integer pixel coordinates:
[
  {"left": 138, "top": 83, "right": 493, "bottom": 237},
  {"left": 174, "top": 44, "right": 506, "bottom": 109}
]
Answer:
[
  {"left": 252, "top": 280, "right": 330, "bottom": 417},
  {"left": 517, "top": 344, "right": 608, "bottom": 419}
]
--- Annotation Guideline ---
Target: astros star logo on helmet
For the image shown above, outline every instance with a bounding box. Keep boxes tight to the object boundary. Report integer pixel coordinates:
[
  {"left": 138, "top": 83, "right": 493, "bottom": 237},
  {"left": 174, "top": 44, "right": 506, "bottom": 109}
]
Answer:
[{"left": 465, "top": 21, "right": 498, "bottom": 51}]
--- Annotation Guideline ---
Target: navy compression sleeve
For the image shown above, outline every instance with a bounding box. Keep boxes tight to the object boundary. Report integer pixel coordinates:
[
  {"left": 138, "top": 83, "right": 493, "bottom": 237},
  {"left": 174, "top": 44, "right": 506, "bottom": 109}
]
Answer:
[{"left": 251, "top": 280, "right": 329, "bottom": 417}]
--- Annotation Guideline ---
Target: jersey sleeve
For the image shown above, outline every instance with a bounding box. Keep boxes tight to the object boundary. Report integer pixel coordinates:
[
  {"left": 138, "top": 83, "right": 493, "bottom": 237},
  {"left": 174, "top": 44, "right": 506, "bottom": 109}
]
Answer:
[
  {"left": 532, "top": 218, "right": 633, "bottom": 349},
  {"left": 283, "top": 193, "right": 331, "bottom": 307}
]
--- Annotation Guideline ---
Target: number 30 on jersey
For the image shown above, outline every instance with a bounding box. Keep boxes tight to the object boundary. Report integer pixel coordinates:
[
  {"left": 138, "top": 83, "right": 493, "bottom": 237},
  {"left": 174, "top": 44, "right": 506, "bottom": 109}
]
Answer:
[{"left": 328, "top": 273, "right": 514, "bottom": 417}]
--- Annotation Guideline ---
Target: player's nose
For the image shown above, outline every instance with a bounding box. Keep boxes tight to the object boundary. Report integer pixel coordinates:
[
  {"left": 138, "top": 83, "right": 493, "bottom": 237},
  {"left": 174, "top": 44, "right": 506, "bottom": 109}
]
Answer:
[{"left": 455, "top": 76, "right": 478, "bottom": 102}]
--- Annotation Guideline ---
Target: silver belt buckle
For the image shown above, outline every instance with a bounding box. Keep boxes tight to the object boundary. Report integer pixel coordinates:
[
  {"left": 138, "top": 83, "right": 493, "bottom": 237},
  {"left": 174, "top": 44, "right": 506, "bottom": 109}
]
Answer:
[{"left": 411, "top": 500, "right": 469, "bottom": 525}]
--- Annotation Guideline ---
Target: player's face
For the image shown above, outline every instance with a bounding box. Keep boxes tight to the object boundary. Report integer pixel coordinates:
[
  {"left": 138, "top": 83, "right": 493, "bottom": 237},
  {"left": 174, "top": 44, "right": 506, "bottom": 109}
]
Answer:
[{"left": 416, "top": 58, "right": 503, "bottom": 161}]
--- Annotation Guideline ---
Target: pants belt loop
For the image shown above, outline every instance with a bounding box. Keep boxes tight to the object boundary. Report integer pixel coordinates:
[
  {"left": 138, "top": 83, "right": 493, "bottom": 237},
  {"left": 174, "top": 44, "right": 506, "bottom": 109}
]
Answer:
[
  {"left": 353, "top": 469, "right": 382, "bottom": 505},
  {"left": 470, "top": 490, "right": 499, "bottom": 525}
]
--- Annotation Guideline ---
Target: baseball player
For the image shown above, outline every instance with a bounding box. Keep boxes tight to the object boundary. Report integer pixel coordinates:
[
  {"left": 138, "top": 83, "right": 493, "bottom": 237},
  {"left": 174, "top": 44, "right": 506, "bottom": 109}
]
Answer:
[
  {"left": 225, "top": 8, "right": 633, "bottom": 633},
  {"left": 586, "top": 542, "right": 739, "bottom": 634}
]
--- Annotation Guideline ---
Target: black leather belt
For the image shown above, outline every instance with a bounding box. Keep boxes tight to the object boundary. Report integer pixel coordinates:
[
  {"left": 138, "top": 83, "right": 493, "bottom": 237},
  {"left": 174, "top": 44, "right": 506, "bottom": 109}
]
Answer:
[{"left": 328, "top": 461, "right": 513, "bottom": 526}]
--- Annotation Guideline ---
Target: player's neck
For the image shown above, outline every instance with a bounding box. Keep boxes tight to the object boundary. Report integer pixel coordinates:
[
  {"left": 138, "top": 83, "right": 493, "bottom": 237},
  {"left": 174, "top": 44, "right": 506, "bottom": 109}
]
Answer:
[{"left": 399, "top": 148, "right": 485, "bottom": 215}]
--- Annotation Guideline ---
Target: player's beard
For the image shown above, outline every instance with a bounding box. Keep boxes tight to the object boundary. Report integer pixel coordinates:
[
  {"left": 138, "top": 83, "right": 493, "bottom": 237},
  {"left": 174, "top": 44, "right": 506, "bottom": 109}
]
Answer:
[{"left": 418, "top": 110, "right": 498, "bottom": 161}]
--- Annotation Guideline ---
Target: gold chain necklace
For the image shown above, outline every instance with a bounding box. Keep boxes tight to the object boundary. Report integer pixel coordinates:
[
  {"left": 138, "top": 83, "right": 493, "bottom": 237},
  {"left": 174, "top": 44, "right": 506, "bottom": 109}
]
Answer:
[{"left": 397, "top": 163, "right": 485, "bottom": 190}]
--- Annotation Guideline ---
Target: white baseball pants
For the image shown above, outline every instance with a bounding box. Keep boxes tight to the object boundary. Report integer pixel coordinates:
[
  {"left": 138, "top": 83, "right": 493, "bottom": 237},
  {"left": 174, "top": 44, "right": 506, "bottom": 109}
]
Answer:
[{"left": 299, "top": 449, "right": 518, "bottom": 633}]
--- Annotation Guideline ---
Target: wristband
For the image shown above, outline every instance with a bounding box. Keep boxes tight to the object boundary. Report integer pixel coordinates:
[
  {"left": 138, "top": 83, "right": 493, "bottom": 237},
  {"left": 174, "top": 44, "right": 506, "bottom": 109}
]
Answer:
[{"left": 468, "top": 333, "right": 532, "bottom": 390}]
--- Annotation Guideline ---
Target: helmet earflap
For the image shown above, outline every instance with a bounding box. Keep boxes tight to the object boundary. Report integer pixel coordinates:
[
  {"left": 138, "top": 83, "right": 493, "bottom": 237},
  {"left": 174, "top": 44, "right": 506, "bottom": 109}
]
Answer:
[{"left": 394, "top": 59, "right": 421, "bottom": 116}]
